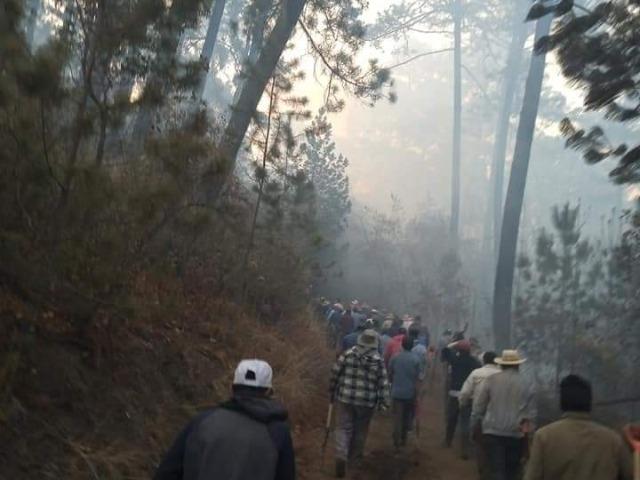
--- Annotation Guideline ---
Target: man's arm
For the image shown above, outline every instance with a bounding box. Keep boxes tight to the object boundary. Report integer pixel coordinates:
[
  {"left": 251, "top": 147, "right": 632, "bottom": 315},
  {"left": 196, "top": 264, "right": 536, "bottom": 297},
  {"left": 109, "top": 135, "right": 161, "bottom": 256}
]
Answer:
[
  {"left": 153, "top": 410, "right": 213, "bottom": 480},
  {"left": 617, "top": 435, "right": 633, "bottom": 480},
  {"left": 471, "top": 377, "right": 490, "bottom": 428},
  {"left": 377, "top": 362, "right": 391, "bottom": 410},
  {"left": 268, "top": 422, "right": 296, "bottom": 480},
  {"left": 329, "top": 355, "right": 345, "bottom": 401},
  {"left": 458, "top": 371, "right": 476, "bottom": 408},
  {"left": 522, "top": 431, "right": 544, "bottom": 480}
]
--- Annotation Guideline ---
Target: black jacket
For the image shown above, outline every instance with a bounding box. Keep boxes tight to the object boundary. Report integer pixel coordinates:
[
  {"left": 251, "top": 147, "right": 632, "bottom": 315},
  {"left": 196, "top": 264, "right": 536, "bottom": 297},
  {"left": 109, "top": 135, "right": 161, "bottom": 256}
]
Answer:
[
  {"left": 153, "top": 394, "right": 295, "bottom": 480},
  {"left": 442, "top": 348, "right": 480, "bottom": 391}
]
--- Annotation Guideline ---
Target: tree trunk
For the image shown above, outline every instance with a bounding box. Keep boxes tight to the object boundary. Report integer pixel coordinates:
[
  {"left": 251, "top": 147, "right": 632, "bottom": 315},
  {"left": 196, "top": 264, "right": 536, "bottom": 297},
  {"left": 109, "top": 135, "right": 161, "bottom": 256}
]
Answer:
[
  {"left": 205, "top": 0, "right": 307, "bottom": 202},
  {"left": 491, "top": 1, "right": 529, "bottom": 261},
  {"left": 450, "top": 0, "right": 462, "bottom": 244},
  {"left": 492, "top": 12, "right": 552, "bottom": 351},
  {"left": 193, "top": 0, "right": 227, "bottom": 101},
  {"left": 24, "top": 0, "right": 40, "bottom": 47},
  {"left": 130, "top": 1, "right": 189, "bottom": 142}
]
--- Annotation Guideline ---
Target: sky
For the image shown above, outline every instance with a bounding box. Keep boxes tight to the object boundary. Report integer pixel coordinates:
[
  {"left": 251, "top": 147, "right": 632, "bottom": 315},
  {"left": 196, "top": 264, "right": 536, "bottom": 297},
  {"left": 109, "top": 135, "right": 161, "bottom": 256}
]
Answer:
[{"left": 303, "top": 1, "right": 627, "bottom": 240}]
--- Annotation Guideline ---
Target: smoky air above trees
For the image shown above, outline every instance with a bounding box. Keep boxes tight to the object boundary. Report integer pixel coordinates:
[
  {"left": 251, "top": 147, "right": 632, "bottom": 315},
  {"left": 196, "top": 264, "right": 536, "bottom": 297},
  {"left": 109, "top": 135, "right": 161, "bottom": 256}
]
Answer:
[{"left": 1, "top": 1, "right": 640, "bottom": 473}]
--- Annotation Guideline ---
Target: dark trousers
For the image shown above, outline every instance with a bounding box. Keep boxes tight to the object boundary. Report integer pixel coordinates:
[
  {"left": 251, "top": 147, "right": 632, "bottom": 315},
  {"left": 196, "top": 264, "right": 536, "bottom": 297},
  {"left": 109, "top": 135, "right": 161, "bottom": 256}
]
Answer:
[
  {"left": 445, "top": 396, "right": 471, "bottom": 456},
  {"left": 334, "top": 402, "right": 374, "bottom": 461},
  {"left": 483, "top": 434, "right": 524, "bottom": 480},
  {"left": 392, "top": 399, "right": 414, "bottom": 447}
]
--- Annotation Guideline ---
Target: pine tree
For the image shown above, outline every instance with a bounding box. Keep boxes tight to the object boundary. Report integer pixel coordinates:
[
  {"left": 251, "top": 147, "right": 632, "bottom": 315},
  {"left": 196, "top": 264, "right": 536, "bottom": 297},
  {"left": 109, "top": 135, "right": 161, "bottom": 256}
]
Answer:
[{"left": 532, "top": 0, "right": 640, "bottom": 184}]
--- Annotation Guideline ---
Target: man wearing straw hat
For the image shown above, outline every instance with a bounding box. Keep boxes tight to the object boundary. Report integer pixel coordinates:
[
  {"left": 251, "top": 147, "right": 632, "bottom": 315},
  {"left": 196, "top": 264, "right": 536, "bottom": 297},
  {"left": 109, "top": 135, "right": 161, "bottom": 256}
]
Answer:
[{"left": 471, "top": 349, "right": 536, "bottom": 480}]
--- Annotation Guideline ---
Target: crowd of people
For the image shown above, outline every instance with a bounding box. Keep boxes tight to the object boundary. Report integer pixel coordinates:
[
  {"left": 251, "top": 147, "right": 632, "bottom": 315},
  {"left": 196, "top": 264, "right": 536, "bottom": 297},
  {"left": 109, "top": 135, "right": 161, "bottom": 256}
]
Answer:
[
  {"left": 151, "top": 297, "right": 635, "bottom": 480},
  {"left": 320, "top": 297, "right": 634, "bottom": 480}
]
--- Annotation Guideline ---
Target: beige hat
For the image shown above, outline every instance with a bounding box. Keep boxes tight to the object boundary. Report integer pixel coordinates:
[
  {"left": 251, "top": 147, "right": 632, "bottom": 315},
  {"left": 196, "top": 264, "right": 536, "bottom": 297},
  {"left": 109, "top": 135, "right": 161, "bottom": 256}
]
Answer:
[
  {"left": 357, "top": 329, "right": 379, "bottom": 349},
  {"left": 495, "top": 349, "right": 526, "bottom": 365}
]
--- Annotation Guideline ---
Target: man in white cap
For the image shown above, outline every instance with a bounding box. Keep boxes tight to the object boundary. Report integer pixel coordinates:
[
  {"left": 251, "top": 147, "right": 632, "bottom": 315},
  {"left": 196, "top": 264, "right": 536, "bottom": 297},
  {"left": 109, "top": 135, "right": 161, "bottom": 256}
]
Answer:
[
  {"left": 153, "top": 359, "right": 295, "bottom": 480},
  {"left": 330, "top": 329, "right": 390, "bottom": 478},
  {"left": 471, "top": 349, "right": 536, "bottom": 480}
]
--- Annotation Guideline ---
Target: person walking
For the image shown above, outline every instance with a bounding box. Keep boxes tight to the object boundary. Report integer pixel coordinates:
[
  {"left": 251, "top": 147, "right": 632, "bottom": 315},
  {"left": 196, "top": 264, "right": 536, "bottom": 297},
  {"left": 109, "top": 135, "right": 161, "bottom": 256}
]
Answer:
[
  {"left": 153, "top": 359, "right": 294, "bottom": 480},
  {"left": 524, "top": 374, "right": 632, "bottom": 480},
  {"left": 459, "top": 351, "right": 500, "bottom": 479},
  {"left": 471, "top": 350, "right": 536, "bottom": 480},
  {"left": 442, "top": 339, "right": 481, "bottom": 458},
  {"left": 329, "top": 329, "right": 390, "bottom": 478},
  {"left": 388, "top": 335, "right": 422, "bottom": 450}
]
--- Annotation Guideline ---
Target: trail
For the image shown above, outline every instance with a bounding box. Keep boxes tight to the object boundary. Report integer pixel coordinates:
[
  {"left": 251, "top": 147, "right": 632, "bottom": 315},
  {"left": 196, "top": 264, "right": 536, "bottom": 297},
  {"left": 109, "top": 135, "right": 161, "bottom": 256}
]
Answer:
[{"left": 306, "top": 376, "right": 477, "bottom": 480}]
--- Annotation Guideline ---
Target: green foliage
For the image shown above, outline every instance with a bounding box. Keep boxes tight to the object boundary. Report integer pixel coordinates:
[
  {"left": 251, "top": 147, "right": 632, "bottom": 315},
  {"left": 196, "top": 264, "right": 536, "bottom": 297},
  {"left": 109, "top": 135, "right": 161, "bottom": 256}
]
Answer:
[
  {"left": 300, "top": 109, "right": 351, "bottom": 242},
  {"left": 533, "top": 0, "right": 640, "bottom": 184},
  {"left": 515, "top": 203, "right": 640, "bottom": 403}
]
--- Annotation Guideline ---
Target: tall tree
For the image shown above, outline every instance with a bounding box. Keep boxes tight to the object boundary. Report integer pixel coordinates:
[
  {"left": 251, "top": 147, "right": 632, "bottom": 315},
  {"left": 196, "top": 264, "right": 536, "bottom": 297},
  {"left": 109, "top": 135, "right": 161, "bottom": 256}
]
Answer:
[
  {"left": 450, "top": 0, "right": 462, "bottom": 243},
  {"left": 492, "top": 9, "right": 553, "bottom": 350},
  {"left": 193, "top": 0, "right": 227, "bottom": 101},
  {"left": 491, "top": 0, "right": 529, "bottom": 260}
]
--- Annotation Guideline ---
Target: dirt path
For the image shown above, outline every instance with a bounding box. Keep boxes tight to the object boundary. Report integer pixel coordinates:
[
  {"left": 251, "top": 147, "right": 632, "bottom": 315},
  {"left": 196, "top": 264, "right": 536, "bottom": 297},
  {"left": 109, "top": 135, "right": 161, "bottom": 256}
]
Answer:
[{"left": 306, "top": 379, "right": 477, "bottom": 480}]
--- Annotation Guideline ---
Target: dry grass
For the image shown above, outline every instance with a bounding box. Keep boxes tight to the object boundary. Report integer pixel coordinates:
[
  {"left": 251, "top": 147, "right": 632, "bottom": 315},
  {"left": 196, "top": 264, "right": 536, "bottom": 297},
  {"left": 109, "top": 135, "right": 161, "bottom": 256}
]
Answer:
[{"left": 0, "top": 283, "right": 334, "bottom": 479}]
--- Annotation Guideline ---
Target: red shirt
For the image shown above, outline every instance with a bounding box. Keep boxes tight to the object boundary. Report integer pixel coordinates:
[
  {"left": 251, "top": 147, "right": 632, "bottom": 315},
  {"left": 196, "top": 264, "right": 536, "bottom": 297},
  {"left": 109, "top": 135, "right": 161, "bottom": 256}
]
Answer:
[{"left": 384, "top": 334, "right": 405, "bottom": 368}]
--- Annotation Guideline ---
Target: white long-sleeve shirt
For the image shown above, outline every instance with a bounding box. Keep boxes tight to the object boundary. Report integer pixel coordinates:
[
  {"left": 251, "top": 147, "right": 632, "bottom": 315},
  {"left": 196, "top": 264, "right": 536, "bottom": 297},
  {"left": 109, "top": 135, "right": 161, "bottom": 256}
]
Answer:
[{"left": 458, "top": 363, "right": 500, "bottom": 407}]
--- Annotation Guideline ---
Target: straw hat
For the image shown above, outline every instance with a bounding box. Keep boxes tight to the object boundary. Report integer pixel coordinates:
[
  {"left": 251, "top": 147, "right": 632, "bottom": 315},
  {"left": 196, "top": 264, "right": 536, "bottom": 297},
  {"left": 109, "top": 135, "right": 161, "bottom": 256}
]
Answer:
[{"left": 495, "top": 349, "right": 526, "bottom": 365}]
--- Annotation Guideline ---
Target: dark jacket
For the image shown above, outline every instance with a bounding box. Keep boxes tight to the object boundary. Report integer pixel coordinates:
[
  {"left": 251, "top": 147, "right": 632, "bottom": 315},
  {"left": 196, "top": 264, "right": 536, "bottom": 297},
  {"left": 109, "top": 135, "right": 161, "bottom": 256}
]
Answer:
[
  {"left": 153, "top": 393, "right": 295, "bottom": 480},
  {"left": 442, "top": 348, "right": 480, "bottom": 391}
]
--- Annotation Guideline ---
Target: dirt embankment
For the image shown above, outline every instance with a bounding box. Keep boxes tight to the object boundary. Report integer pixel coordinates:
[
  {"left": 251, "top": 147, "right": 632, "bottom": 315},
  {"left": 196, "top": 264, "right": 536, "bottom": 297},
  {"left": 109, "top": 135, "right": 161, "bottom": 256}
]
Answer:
[{"left": 0, "top": 286, "right": 333, "bottom": 479}]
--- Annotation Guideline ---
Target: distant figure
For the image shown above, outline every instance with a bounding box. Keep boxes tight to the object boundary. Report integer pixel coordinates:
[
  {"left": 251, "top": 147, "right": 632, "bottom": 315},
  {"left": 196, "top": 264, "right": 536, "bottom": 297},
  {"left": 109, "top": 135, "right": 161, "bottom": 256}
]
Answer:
[
  {"left": 459, "top": 351, "right": 500, "bottom": 479},
  {"left": 339, "top": 308, "right": 353, "bottom": 340},
  {"left": 329, "top": 329, "right": 390, "bottom": 478},
  {"left": 471, "top": 350, "right": 536, "bottom": 480},
  {"left": 380, "top": 319, "right": 394, "bottom": 354},
  {"left": 383, "top": 327, "right": 409, "bottom": 368},
  {"left": 524, "top": 374, "right": 632, "bottom": 480},
  {"left": 442, "top": 339, "right": 481, "bottom": 458},
  {"left": 153, "top": 359, "right": 294, "bottom": 480},
  {"left": 389, "top": 335, "right": 422, "bottom": 449}
]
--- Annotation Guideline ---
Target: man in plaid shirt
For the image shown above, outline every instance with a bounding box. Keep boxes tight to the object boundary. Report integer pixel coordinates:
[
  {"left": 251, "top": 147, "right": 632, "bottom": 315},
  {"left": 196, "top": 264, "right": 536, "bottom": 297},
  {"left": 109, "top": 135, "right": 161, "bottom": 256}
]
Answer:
[{"left": 329, "top": 329, "right": 390, "bottom": 478}]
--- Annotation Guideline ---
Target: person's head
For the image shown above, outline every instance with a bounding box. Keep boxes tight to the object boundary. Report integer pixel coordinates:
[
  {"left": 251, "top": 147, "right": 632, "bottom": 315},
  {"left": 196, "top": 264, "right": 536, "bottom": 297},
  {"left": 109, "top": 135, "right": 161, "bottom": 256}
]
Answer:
[
  {"left": 560, "top": 374, "right": 592, "bottom": 413},
  {"left": 453, "top": 340, "right": 471, "bottom": 355},
  {"left": 482, "top": 351, "right": 497, "bottom": 365},
  {"left": 232, "top": 359, "right": 273, "bottom": 397},
  {"left": 495, "top": 349, "right": 526, "bottom": 370},
  {"left": 381, "top": 319, "right": 393, "bottom": 333},
  {"left": 402, "top": 334, "right": 414, "bottom": 351},
  {"left": 357, "top": 329, "right": 379, "bottom": 350}
]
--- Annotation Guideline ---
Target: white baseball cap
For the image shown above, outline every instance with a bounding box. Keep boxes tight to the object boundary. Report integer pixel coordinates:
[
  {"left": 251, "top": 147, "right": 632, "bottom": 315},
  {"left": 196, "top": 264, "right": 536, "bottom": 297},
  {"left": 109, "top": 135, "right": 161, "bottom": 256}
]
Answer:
[{"left": 233, "top": 359, "right": 273, "bottom": 389}]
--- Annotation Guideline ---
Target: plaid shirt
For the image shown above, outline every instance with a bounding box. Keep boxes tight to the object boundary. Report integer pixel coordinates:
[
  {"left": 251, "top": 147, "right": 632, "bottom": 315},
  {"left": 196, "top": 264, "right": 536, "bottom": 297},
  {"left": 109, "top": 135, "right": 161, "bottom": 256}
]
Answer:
[{"left": 329, "top": 345, "right": 390, "bottom": 409}]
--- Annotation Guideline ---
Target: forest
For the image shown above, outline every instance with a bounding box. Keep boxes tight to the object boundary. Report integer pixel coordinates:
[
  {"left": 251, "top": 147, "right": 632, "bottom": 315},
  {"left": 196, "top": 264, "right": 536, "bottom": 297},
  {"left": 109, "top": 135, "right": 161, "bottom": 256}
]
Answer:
[{"left": 0, "top": 0, "right": 639, "bottom": 478}]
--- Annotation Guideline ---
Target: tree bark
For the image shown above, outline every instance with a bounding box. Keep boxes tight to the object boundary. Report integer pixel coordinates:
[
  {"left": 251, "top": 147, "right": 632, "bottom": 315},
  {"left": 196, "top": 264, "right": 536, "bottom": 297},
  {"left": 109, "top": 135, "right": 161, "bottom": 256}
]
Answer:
[
  {"left": 492, "top": 12, "right": 552, "bottom": 351},
  {"left": 450, "top": 0, "right": 462, "bottom": 244},
  {"left": 205, "top": 0, "right": 307, "bottom": 202},
  {"left": 491, "top": 1, "right": 529, "bottom": 261},
  {"left": 193, "top": 0, "right": 227, "bottom": 101}
]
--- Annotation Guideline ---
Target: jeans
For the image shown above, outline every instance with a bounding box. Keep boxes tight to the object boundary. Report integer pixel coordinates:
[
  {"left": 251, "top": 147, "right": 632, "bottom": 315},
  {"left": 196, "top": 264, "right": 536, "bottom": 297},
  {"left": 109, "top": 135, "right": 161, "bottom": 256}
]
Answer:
[
  {"left": 334, "top": 402, "right": 374, "bottom": 461},
  {"left": 483, "top": 434, "right": 524, "bottom": 480},
  {"left": 392, "top": 398, "right": 415, "bottom": 447},
  {"left": 446, "top": 396, "right": 471, "bottom": 456}
]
